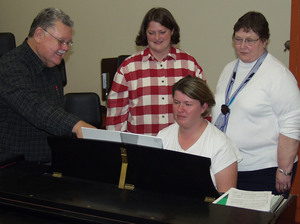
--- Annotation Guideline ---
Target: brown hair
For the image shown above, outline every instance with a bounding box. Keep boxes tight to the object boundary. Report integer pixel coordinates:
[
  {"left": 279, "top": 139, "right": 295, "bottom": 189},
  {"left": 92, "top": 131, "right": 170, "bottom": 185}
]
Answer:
[
  {"left": 135, "top": 7, "right": 180, "bottom": 46},
  {"left": 233, "top": 11, "right": 270, "bottom": 42},
  {"left": 172, "top": 75, "right": 215, "bottom": 118}
]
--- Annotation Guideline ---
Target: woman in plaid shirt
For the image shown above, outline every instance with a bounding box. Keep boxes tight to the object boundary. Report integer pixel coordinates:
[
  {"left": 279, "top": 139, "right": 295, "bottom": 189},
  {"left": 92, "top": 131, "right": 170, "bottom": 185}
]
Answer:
[{"left": 106, "top": 7, "right": 205, "bottom": 136}]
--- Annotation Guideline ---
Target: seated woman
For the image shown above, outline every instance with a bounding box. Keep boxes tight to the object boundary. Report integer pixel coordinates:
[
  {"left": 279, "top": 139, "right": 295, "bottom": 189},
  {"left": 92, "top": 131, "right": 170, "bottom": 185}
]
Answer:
[{"left": 157, "top": 76, "right": 242, "bottom": 192}]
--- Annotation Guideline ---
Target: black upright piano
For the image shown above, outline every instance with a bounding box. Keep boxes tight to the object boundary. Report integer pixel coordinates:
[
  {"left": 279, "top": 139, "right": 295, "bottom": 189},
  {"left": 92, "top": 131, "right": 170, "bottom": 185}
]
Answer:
[{"left": 0, "top": 136, "right": 296, "bottom": 224}]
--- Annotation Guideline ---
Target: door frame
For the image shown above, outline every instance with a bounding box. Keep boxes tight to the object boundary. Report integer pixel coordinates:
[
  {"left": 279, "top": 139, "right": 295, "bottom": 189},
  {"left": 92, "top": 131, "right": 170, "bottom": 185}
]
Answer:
[{"left": 289, "top": 1, "right": 300, "bottom": 223}]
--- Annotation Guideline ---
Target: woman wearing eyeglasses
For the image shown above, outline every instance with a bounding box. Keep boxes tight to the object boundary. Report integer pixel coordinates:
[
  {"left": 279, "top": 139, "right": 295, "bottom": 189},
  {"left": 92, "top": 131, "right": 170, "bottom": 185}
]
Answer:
[{"left": 212, "top": 11, "right": 300, "bottom": 196}]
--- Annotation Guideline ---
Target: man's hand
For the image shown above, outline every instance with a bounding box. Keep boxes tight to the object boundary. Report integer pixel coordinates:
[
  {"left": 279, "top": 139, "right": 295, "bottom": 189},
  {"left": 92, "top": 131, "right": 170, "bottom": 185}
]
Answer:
[{"left": 72, "top": 120, "right": 96, "bottom": 138}]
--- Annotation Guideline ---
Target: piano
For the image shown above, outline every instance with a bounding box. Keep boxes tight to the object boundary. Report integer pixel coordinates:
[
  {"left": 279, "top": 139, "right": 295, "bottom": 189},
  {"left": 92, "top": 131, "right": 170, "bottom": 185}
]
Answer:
[{"left": 0, "top": 136, "right": 296, "bottom": 224}]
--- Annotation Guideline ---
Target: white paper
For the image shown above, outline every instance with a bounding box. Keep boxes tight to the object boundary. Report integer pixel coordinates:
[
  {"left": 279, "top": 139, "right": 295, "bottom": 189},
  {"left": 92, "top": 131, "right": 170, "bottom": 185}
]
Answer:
[
  {"left": 82, "top": 128, "right": 164, "bottom": 149},
  {"left": 102, "top": 73, "right": 107, "bottom": 88},
  {"left": 226, "top": 188, "right": 272, "bottom": 212},
  {"left": 121, "top": 132, "right": 164, "bottom": 148},
  {"left": 82, "top": 127, "right": 122, "bottom": 142}
]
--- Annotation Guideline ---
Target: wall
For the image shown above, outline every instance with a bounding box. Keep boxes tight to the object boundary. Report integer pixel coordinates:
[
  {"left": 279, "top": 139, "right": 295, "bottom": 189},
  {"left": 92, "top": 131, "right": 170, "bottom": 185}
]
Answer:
[{"left": 0, "top": 0, "right": 291, "bottom": 105}]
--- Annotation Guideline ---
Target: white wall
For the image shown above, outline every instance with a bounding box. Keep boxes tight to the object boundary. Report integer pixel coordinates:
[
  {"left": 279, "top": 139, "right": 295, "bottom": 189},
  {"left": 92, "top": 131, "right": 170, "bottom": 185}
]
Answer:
[{"left": 0, "top": 0, "right": 291, "bottom": 105}]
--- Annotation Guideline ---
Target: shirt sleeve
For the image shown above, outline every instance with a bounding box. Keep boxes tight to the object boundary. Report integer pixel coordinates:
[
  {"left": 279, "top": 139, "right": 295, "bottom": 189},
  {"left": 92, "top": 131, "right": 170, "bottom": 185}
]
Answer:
[
  {"left": 106, "top": 68, "right": 129, "bottom": 132},
  {"left": 269, "top": 66, "right": 300, "bottom": 140},
  {"left": 190, "top": 56, "right": 205, "bottom": 81}
]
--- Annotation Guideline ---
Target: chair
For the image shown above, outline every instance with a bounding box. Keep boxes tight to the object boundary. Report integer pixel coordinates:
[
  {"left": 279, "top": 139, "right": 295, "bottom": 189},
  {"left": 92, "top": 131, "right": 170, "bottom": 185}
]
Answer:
[
  {"left": 59, "top": 59, "right": 102, "bottom": 129},
  {"left": 0, "top": 32, "right": 16, "bottom": 58},
  {"left": 116, "top": 55, "right": 130, "bottom": 70},
  {"left": 64, "top": 92, "right": 102, "bottom": 129},
  {"left": 100, "top": 57, "right": 117, "bottom": 101},
  {"left": 100, "top": 55, "right": 130, "bottom": 101}
]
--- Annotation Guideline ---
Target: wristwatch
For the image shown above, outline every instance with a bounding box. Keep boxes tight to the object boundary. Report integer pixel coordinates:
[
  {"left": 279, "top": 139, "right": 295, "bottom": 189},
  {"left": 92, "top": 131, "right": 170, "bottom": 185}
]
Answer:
[{"left": 278, "top": 168, "right": 293, "bottom": 176}]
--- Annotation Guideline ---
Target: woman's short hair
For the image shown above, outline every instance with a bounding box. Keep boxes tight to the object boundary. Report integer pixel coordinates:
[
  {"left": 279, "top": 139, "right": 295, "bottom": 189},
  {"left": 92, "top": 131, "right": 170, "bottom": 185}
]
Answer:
[
  {"left": 172, "top": 75, "right": 215, "bottom": 118},
  {"left": 135, "top": 7, "right": 180, "bottom": 46},
  {"left": 28, "top": 7, "right": 74, "bottom": 37},
  {"left": 232, "top": 11, "right": 270, "bottom": 42}
]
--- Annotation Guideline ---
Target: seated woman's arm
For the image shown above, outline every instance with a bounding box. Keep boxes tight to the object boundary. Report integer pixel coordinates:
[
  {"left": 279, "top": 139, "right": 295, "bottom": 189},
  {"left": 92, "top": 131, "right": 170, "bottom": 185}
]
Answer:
[{"left": 215, "top": 162, "right": 238, "bottom": 193}]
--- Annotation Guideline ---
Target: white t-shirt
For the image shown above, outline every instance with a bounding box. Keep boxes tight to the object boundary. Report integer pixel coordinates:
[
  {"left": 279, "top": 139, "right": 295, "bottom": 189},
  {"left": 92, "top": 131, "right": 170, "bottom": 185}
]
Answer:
[{"left": 157, "top": 121, "right": 242, "bottom": 189}]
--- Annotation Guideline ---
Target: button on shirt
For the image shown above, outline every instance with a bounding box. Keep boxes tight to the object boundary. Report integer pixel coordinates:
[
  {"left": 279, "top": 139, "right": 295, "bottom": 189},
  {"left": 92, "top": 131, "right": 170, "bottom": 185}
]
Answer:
[{"left": 106, "top": 47, "right": 205, "bottom": 136}]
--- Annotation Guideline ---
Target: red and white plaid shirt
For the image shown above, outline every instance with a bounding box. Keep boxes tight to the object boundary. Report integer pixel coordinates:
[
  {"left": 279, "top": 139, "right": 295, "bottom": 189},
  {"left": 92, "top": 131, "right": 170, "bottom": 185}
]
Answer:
[{"left": 106, "top": 47, "right": 205, "bottom": 135}]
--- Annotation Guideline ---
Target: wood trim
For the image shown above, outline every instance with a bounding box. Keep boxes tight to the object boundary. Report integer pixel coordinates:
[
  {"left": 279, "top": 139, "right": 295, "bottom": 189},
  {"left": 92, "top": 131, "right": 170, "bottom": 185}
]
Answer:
[
  {"left": 289, "top": 0, "right": 300, "bottom": 83},
  {"left": 289, "top": 1, "right": 300, "bottom": 224}
]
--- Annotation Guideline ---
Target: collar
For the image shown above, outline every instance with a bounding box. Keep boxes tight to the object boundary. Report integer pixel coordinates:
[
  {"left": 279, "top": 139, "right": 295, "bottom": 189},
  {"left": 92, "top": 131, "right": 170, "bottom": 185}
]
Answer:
[
  {"left": 141, "top": 46, "right": 177, "bottom": 62},
  {"left": 23, "top": 38, "right": 47, "bottom": 74}
]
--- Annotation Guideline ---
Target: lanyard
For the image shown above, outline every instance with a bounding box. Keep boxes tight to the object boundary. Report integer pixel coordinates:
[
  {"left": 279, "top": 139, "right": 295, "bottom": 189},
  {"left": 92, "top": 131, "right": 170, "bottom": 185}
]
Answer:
[
  {"left": 214, "top": 51, "right": 268, "bottom": 133},
  {"left": 223, "top": 51, "right": 268, "bottom": 113}
]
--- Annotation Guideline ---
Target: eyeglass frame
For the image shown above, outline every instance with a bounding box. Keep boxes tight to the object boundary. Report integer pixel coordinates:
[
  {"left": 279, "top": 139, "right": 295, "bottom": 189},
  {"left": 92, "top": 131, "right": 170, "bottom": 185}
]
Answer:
[
  {"left": 232, "top": 37, "right": 259, "bottom": 46},
  {"left": 42, "top": 28, "right": 73, "bottom": 47}
]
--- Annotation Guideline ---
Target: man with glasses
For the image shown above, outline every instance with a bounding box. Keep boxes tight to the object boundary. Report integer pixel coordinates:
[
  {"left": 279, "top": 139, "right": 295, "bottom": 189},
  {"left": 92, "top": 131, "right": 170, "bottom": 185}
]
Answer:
[{"left": 0, "top": 8, "right": 95, "bottom": 163}]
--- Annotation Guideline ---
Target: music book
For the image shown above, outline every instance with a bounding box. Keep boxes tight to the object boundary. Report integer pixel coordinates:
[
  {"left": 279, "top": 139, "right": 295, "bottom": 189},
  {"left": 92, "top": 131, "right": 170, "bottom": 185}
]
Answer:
[
  {"left": 213, "top": 188, "right": 285, "bottom": 213},
  {"left": 81, "top": 127, "right": 164, "bottom": 149}
]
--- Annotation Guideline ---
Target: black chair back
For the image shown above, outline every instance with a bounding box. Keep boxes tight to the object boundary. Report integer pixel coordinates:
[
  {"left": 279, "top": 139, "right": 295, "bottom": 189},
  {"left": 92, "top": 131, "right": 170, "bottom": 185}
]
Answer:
[
  {"left": 116, "top": 55, "right": 130, "bottom": 70},
  {"left": 0, "top": 32, "right": 16, "bottom": 58},
  {"left": 64, "top": 92, "right": 102, "bottom": 129}
]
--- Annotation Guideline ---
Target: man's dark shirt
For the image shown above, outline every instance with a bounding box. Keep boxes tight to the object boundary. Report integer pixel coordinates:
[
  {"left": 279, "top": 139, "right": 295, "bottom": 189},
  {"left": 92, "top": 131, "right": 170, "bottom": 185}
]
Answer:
[{"left": 0, "top": 39, "right": 80, "bottom": 162}]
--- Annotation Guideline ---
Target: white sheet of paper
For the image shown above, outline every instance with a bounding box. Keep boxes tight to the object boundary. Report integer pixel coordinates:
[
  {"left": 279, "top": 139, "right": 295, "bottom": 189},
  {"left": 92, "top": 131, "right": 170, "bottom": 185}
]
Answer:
[
  {"left": 121, "top": 132, "right": 164, "bottom": 149},
  {"left": 226, "top": 188, "right": 272, "bottom": 212},
  {"left": 82, "top": 127, "right": 122, "bottom": 142},
  {"left": 81, "top": 128, "right": 164, "bottom": 149}
]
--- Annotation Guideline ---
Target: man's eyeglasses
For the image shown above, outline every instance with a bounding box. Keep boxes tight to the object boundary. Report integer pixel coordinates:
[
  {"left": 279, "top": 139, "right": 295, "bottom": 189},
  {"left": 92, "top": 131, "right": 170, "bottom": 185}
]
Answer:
[
  {"left": 233, "top": 37, "right": 259, "bottom": 46},
  {"left": 43, "top": 28, "right": 73, "bottom": 47}
]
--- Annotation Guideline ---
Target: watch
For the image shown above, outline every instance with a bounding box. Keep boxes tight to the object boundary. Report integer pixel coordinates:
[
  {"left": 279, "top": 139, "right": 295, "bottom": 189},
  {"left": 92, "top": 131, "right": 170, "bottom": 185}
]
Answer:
[{"left": 278, "top": 168, "right": 293, "bottom": 176}]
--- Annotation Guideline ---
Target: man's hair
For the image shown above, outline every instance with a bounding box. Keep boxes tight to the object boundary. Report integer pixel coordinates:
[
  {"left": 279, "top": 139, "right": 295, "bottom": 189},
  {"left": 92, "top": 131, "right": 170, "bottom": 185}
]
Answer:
[
  {"left": 135, "top": 7, "right": 180, "bottom": 46},
  {"left": 172, "top": 75, "right": 215, "bottom": 118},
  {"left": 28, "top": 7, "right": 74, "bottom": 37}
]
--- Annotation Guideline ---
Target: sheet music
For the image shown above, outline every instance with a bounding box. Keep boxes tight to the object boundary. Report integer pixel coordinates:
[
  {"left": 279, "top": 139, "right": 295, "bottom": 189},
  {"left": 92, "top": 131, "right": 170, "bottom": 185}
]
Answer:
[
  {"left": 121, "top": 132, "right": 164, "bottom": 148},
  {"left": 82, "top": 128, "right": 122, "bottom": 142},
  {"left": 213, "top": 188, "right": 286, "bottom": 213},
  {"left": 226, "top": 188, "right": 272, "bottom": 212},
  {"left": 82, "top": 128, "right": 164, "bottom": 149}
]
